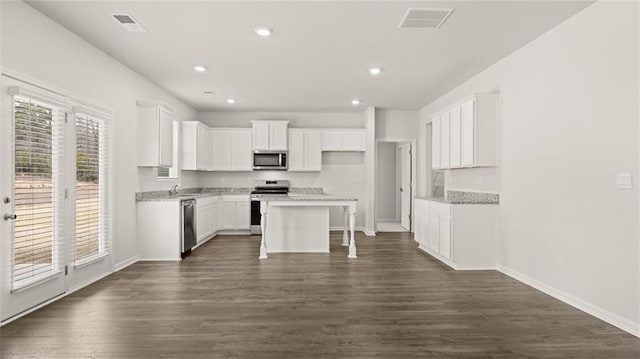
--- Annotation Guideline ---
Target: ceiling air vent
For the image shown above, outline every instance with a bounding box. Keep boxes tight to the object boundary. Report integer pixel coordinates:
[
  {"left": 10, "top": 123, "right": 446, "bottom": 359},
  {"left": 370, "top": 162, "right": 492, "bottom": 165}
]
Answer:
[
  {"left": 112, "top": 14, "right": 147, "bottom": 32},
  {"left": 398, "top": 8, "right": 454, "bottom": 29}
]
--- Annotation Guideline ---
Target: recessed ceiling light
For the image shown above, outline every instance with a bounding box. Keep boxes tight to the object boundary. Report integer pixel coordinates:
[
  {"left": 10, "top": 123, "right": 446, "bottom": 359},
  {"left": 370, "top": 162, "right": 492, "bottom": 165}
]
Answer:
[
  {"left": 227, "top": 98, "right": 237, "bottom": 104},
  {"left": 351, "top": 99, "right": 361, "bottom": 106},
  {"left": 254, "top": 27, "right": 272, "bottom": 37},
  {"left": 369, "top": 67, "right": 383, "bottom": 75},
  {"left": 203, "top": 91, "right": 214, "bottom": 95},
  {"left": 193, "top": 65, "right": 207, "bottom": 73}
]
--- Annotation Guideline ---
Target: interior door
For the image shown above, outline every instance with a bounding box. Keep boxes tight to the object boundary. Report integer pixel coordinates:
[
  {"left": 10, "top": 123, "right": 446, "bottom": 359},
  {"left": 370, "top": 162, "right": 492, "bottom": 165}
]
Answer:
[
  {"left": 1, "top": 78, "right": 68, "bottom": 321},
  {"left": 399, "top": 143, "right": 412, "bottom": 230}
]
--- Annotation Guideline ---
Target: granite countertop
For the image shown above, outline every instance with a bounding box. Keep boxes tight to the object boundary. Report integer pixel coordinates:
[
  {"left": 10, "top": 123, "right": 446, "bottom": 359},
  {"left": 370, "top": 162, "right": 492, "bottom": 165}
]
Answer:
[
  {"left": 257, "top": 194, "right": 358, "bottom": 202},
  {"left": 415, "top": 190, "right": 499, "bottom": 205},
  {"left": 136, "top": 187, "right": 327, "bottom": 202}
]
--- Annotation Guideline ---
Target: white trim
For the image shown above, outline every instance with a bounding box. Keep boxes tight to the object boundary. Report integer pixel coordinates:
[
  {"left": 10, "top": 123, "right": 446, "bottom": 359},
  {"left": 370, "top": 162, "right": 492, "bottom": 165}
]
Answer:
[
  {"left": 113, "top": 256, "right": 139, "bottom": 272},
  {"left": 329, "top": 226, "right": 366, "bottom": 232},
  {"left": 496, "top": 264, "right": 640, "bottom": 338}
]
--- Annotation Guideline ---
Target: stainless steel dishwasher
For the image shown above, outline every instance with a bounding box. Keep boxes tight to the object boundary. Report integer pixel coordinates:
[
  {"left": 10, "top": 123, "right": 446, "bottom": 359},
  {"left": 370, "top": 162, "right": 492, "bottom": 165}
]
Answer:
[{"left": 181, "top": 199, "right": 196, "bottom": 258}]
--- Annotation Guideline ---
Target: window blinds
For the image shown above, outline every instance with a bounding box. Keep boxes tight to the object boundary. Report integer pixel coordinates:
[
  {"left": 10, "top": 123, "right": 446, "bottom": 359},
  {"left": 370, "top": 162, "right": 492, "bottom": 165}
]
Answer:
[
  {"left": 74, "top": 112, "right": 110, "bottom": 265},
  {"left": 12, "top": 95, "right": 66, "bottom": 290}
]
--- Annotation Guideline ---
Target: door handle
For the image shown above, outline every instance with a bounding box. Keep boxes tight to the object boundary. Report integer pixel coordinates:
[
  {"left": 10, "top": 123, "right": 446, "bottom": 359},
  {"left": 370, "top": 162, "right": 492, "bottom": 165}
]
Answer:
[{"left": 3, "top": 213, "right": 17, "bottom": 221}]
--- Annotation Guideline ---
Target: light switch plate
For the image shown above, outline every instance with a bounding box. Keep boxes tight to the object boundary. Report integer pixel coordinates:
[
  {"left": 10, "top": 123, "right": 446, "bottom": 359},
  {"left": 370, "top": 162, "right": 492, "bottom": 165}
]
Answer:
[{"left": 616, "top": 173, "right": 632, "bottom": 189}]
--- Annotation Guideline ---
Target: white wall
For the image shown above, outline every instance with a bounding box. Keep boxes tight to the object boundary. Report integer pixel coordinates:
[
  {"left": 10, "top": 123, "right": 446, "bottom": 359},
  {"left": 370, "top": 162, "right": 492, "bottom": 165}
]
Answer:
[
  {"left": 1, "top": 2, "right": 198, "bottom": 266},
  {"left": 197, "top": 111, "right": 368, "bottom": 227},
  {"left": 417, "top": 2, "right": 639, "bottom": 333},
  {"left": 376, "top": 142, "right": 397, "bottom": 222},
  {"left": 376, "top": 109, "right": 419, "bottom": 140}
]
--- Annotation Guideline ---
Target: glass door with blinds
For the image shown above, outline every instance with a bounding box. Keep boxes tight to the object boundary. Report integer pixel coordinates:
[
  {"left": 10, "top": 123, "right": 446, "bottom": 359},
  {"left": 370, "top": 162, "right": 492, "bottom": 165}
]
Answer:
[
  {"left": 0, "top": 80, "right": 68, "bottom": 321},
  {"left": 1, "top": 76, "right": 113, "bottom": 321}
]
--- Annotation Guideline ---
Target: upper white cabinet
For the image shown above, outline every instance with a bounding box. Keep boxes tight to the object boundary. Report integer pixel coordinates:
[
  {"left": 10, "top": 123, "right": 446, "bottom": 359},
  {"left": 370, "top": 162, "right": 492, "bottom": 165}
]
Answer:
[
  {"left": 321, "top": 129, "right": 365, "bottom": 152},
  {"left": 211, "top": 128, "right": 252, "bottom": 171},
  {"left": 182, "top": 121, "right": 212, "bottom": 171},
  {"left": 431, "top": 94, "right": 499, "bottom": 170},
  {"left": 288, "top": 129, "right": 322, "bottom": 172},
  {"left": 137, "top": 101, "right": 174, "bottom": 167},
  {"left": 252, "top": 121, "right": 289, "bottom": 151}
]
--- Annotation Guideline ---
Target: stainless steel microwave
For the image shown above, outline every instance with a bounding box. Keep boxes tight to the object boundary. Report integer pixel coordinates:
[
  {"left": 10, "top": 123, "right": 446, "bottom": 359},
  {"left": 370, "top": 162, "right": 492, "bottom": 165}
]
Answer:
[{"left": 253, "top": 151, "right": 287, "bottom": 170}]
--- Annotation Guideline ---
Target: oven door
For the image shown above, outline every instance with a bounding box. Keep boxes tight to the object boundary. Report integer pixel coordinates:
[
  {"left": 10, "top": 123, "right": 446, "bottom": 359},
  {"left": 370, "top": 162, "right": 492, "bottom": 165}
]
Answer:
[
  {"left": 253, "top": 152, "right": 287, "bottom": 170},
  {"left": 250, "top": 199, "right": 262, "bottom": 235}
]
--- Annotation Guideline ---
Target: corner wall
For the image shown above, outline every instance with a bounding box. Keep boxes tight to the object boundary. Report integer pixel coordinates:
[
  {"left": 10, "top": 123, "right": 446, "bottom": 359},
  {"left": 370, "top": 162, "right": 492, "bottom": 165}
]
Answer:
[{"left": 418, "top": 1, "right": 639, "bottom": 334}]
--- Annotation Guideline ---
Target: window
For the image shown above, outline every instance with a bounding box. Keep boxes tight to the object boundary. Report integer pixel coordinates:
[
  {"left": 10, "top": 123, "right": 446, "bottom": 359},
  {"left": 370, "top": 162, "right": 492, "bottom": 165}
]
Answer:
[
  {"left": 158, "top": 120, "right": 179, "bottom": 179},
  {"left": 74, "top": 111, "right": 110, "bottom": 265},
  {"left": 12, "top": 95, "right": 66, "bottom": 289}
]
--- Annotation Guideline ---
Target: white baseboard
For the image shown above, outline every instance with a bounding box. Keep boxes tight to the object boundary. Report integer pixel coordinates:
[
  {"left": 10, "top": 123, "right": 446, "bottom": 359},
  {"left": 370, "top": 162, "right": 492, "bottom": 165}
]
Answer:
[
  {"left": 496, "top": 264, "right": 640, "bottom": 338},
  {"left": 113, "top": 255, "right": 139, "bottom": 272},
  {"left": 329, "top": 226, "right": 371, "bottom": 235},
  {"left": 363, "top": 230, "right": 376, "bottom": 236}
]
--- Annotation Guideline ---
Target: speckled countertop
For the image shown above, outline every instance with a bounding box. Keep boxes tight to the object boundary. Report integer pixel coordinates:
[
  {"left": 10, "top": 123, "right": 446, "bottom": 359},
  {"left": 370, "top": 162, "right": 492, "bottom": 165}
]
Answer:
[
  {"left": 136, "top": 187, "right": 327, "bottom": 202},
  {"left": 415, "top": 190, "right": 499, "bottom": 205},
  {"left": 256, "top": 194, "right": 358, "bottom": 202}
]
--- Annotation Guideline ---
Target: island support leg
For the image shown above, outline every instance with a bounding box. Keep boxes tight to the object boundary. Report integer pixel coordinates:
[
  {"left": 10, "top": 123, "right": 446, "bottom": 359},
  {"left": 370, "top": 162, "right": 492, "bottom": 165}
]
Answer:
[
  {"left": 348, "top": 207, "right": 357, "bottom": 259},
  {"left": 259, "top": 203, "right": 268, "bottom": 259},
  {"left": 342, "top": 206, "right": 349, "bottom": 247}
]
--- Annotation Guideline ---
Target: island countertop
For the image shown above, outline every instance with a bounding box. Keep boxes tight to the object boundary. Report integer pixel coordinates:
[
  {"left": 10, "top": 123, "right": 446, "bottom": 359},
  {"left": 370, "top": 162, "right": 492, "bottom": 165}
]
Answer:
[{"left": 255, "top": 194, "right": 358, "bottom": 202}]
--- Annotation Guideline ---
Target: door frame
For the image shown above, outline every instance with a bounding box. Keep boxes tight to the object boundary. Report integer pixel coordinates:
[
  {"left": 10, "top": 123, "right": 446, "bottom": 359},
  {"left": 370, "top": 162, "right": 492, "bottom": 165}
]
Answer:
[{"left": 375, "top": 138, "right": 417, "bottom": 232}]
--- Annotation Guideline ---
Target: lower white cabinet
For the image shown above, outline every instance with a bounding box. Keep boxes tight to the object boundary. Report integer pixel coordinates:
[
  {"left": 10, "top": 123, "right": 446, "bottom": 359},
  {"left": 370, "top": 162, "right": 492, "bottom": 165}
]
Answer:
[
  {"left": 137, "top": 200, "right": 182, "bottom": 261},
  {"left": 221, "top": 195, "right": 250, "bottom": 230},
  {"left": 414, "top": 198, "right": 495, "bottom": 269},
  {"left": 196, "top": 196, "right": 219, "bottom": 243}
]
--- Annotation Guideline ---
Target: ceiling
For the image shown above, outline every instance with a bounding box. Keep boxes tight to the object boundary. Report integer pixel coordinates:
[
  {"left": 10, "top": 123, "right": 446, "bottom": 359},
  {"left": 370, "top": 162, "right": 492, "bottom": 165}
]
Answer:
[{"left": 26, "top": 1, "right": 593, "bottom": 112}]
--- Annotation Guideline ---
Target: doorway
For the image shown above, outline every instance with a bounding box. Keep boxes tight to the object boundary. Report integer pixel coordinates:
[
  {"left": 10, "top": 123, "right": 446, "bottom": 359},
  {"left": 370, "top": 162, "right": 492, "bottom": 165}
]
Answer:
[{"left": 376, "top": 140, "right": 415, "bottom": 232}]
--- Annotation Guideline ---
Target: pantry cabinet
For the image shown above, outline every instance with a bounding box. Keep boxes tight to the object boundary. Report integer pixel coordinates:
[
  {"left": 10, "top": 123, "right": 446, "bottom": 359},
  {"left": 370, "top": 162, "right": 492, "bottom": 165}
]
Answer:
[
  {"left": 431, "top": 94, "right": 499, "bottom": 170},
  {"left": 137, "top": 101, "right": 174, "bottom": 167},
  {"left": 288, "top": 129, "right": 322, "bottom": 172},
  {"left": 251, "top": 120, "right": 289, "bottom": 151},
  {"left": 321, "top": 129, "right": 366, "bottom": 152},
  {"left": 414, "top": 198, "right": 495, "bottom": 270}
]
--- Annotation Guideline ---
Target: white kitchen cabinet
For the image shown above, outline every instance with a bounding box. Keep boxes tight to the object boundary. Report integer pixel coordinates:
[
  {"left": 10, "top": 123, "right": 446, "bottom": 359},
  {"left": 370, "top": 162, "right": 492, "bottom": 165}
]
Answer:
[
  {"left": 440, "top": 112, "right": 450, "bottom": 169},
  {"left": 196, "top": 195, "right": 221, "bottom": 243},
  {"left": 231, "top": 129, "right": 253, "bottom": 171},
  {"left": 137, "top": 101, "right": 174, "bottom": 167},
  {"left": 431, "top": 94, "right": 499, "bottom": 170},
  {"left": 432, "top": 118, "right": 441, "bottom": 169},
  {"left": 221, "top": 195, "right": 250, "bottom": 231},
  {"left": 288, "top": 129, "right": 322, "bottom": 172},
  {"left": 321, "top": 129, "right": 366, "bottom": 152},
  {"left": 414, "top": 197, "right": 495, "bottom": 270},
  {"left": 251, "top": 121, "right": 289, "bottom": 151},
  {"left": 136, "top": 200, "right": 181, "bottom": 260},
  {"left": 182, "top": 121, "right": 212, "bottom": 171},
  {"left": 449, "top": 107, "right": 461, "bottom": 168},
  {"left": 211, "top": 129, "right": 252, "bottom": 171}
]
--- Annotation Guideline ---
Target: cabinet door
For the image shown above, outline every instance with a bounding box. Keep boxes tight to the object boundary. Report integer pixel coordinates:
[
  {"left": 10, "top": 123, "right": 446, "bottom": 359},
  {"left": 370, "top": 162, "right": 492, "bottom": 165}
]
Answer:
[
  {"left": 222, "top": 202, "right": 235, "bottom": 229},
  {"left": 235, "top": 202, "right": 250, "bottom": 230},
  {"left": 231, "top": 129, "right": 252, "bottom": 171},
  {"left": 288, "top": 130, "right": 304, "bottom": 171},
  {"left": 341, "top": 130, "right": 365, "bottom": 151},
  {"left": 252, "top": 123, "right": 270, "bottom": 150},
  {"left": 211, "top": 130, "right": 232, "bottom": 170},
  {"left": 431, "top": 117, "right": 441, "bottom": 169},
  {"left": 460, "top": 100, "right": 475, "bottom": 167},
  {"left": 304, "top": 131, "right": 322, "bottom": 171},
  {"left": 269, "top": 122, "right": 288, "bottom": 150},
  {"left": 429, "top": 212, "right": 440, "bottom": 253},
  {"left": 322, "top": 131, "right": 342, "bottom": 151},
  {"left": 158, "top": 107, "right": 174, "bottom": 167},
  {"left": 439, "top": 215, "right": 452, "bottom": 260},
  {"left": 196, "top": 125, "right": 209, "bottom": 170},
  {"left": 449, "top": 107, "right": 461, "bottom": 167},
  {"left": 440, "top": 112, "right": 450, "bottom": 169}
]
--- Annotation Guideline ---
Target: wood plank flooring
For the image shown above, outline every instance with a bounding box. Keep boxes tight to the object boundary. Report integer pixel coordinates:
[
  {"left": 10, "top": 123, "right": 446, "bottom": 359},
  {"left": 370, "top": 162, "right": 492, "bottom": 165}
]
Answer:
[{"left": 1, "top": 232, "right": 638, "bottom": 358}]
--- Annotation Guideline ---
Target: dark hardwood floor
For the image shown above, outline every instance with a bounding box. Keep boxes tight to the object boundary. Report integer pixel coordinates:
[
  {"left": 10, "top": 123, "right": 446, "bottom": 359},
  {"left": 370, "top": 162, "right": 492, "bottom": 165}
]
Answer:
[{"left": 1, "top": 232, "right": 638, "bottom": 358}]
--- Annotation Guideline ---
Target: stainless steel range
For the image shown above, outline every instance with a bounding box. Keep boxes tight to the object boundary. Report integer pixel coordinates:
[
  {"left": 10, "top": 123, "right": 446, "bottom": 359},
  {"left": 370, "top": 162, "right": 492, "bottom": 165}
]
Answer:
[{"left": 250, "top": 180, "right": 289, "bottom": 235}]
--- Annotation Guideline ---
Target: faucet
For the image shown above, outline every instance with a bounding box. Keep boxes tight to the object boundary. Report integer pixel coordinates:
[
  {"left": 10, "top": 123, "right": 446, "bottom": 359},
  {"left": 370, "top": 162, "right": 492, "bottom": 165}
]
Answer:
[{"left": 169, "top": 184, "right": 180, "bottom": 196}]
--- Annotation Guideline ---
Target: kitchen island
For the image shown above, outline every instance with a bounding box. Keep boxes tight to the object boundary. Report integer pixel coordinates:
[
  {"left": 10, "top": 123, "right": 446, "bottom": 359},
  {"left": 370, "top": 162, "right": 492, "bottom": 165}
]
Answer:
[{"left": 257, "top": 194, "right": 358, "bottom": 259}]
